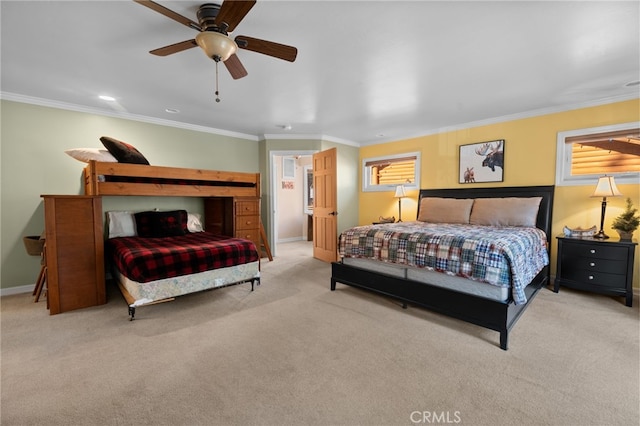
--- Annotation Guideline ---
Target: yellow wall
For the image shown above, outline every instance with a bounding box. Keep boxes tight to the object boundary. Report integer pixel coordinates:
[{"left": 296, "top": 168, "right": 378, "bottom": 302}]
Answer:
[{"left": 359, "top": 99, "right": 640, "bottom": 288}]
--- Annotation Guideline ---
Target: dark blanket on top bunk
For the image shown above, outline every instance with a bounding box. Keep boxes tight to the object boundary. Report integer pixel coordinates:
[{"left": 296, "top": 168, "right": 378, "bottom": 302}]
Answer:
[
  {"left": 102, "top": 175, "right": 256, "bottom": 187},
  {"left": 107, "top": 232, "right": 258, "bottom": 283}
]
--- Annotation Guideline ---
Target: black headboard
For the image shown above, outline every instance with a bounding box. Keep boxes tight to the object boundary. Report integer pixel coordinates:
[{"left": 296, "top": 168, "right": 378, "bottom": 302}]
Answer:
[{"left": 418, "top": 185, "right": 555, "bottom": 244}]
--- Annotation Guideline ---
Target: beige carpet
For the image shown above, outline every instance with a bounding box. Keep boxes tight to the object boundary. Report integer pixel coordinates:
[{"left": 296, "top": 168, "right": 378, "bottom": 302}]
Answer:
[{"left": 1, "top": 241, "right": 638, "bottom": 426}]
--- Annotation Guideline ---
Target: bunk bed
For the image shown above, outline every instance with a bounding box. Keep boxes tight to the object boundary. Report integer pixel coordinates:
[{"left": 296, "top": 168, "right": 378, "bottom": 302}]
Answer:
[
  {"left": 83, "top": 160, "right": 260, "bottom": 198},
  {"left": 331, "top": 185, "right": 555, "bottom": 350},
  {"left": 82, "top": 160, "right": 262, "bottom": 319}
]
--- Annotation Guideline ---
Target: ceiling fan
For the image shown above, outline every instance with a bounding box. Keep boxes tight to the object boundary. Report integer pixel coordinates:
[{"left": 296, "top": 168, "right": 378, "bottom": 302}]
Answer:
[{"left": 134, "top": 0, "right": 298, "bottom": 81}]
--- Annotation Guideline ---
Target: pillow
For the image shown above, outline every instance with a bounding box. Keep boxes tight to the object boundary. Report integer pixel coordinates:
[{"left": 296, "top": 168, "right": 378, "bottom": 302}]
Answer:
[
  {"left": 417, "top": 197, "right": 474, "bottom": 224},
  {"left": 64, "top": 148, "right": 117, "bottom": 163},
  {"left": 469, "top": 197, "right": 542, "bottom": 227},
  {"left": 106, "top": 211, "right": 137, "bottom": 238},
  {"left": 134, "top": 210, "right": 187, "bottom": 237},
  {"left": 187, "top": 213, "right": 204, "bottom": 232},
  {"left": 100, "top": 136, "right": 150, "bottom": 165}
]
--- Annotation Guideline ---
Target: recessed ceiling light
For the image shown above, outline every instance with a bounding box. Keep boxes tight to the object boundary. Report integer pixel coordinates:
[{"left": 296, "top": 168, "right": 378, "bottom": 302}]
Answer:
[
  {"left": 98, "top": 95, "right": 116, "bottom": 101},
  {"left": 376, "top": 133, "right": 386, "bottom": 137},
  {"left": 165, "top": 108, "right": 180, "bottom": 114},
  {"left": 277, "top": 124, "right": 292, "bottom": 130}
]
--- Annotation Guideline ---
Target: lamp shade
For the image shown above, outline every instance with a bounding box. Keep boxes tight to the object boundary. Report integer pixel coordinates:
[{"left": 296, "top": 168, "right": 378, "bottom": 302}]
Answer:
[
  {"left": 394, "top": 185, "right": 407, "bottom": 198},
  {"left": 195, "top": 31, "right": 238, "bottom": 62},
  {"left": 591, "top": 175, "right": 623, "bottom": 198}
]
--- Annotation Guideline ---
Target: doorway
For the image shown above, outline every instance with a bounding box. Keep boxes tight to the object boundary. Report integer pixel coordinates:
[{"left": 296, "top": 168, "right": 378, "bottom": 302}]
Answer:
[{"left": 269, "top": 151, "right": 315, "bottom": 256}]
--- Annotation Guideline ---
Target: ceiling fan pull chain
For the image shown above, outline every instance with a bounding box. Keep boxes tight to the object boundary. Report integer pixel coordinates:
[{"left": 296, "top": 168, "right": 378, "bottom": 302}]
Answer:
[{"left": 215, "top": 60, "right": 221, "bottom": 103}]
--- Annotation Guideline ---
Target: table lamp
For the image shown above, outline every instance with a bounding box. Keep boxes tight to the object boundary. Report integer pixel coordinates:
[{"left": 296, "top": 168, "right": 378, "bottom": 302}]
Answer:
[
  {"left": 394, "top": 185, "right": 407, "bottom": 222},
  {"left": 591, "top": 175, "right": 622, "bottom": 239}
]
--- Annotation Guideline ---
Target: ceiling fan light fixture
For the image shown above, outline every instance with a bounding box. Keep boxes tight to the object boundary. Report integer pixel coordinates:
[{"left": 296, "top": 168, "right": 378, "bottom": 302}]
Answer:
[{"left": 195, "top": 31, "right": 237, "bottom": 62}]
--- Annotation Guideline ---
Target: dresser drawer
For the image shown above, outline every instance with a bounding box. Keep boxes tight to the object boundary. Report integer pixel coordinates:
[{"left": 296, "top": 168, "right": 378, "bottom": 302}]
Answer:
[
  {"left": 560, "top": 256, "right": 626, "bottom": 275},
  {"left": 235, "top": 229, "right": 259, "bottom": 244},
  {"left": 560, "top": 270, "right": 626, "bottom": 288},
  {"left": 236, "top": 215, "right": 260, "bottom": 230},
  {"left": 236, "top": 201, "right": 259, "bottom": 216},
  {"left": 561, "top": 243, "right": 628, "bottom": 261}
]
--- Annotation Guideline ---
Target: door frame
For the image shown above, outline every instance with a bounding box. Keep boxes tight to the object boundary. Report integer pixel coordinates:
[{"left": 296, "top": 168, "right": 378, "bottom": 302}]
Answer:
[{"left": 269, "top": 150, "right": 317, "bottom": 256}]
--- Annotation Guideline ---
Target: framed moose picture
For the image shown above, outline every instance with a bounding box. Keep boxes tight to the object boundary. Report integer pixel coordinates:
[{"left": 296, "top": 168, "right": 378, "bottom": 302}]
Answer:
[{"left": 459, "top": 139, "right": 504, "bottom": 183}]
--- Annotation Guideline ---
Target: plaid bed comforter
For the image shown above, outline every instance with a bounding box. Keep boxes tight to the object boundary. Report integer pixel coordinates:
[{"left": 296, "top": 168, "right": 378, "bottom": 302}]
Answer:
[
  {"left": 338, "top": 221, "right": 549, "bottom": 304},
  {"left": 107, "top": 231, "right": 258, "bottom": 283}
]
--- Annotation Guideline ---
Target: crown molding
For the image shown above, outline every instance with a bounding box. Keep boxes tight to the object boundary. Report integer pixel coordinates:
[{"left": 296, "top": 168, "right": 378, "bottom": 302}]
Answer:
[
  {"left": 261, "top": 133, "right": 359, "bottom": 147},
  {"left": 359, "top": 93, "right": 640, "bottom": 146},
  {"left": 3, "top": 91, "right": 636, "bottom": 148},
  {"left": 0, "top": 92, "right": 259, "bottom": 141}
]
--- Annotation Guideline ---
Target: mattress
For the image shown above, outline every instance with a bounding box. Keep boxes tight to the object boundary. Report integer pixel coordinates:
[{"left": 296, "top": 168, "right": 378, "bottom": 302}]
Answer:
[
  {"left": 114, "top": 261, "right": 260, "bottom": 306},
  {"left": 342, "top": 257, "right": 511, "bottom": 302}
]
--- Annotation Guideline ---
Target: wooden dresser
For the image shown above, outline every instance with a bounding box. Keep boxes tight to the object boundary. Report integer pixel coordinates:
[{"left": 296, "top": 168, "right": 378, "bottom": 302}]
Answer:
[
  {"left": 42, "top": 195, "right": 106, "bottom": 314},
  {"left": 204, "top": 197, "right": 261, "bottom": 249}
]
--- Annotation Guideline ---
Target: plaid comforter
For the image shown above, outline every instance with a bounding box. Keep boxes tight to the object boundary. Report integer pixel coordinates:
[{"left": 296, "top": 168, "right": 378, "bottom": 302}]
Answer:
[
  {"left": 338, "top": 221, "right": 549, "bottom": 304},
  {"left": 107, "top": 231, "right": 258, "bottom": 283}
]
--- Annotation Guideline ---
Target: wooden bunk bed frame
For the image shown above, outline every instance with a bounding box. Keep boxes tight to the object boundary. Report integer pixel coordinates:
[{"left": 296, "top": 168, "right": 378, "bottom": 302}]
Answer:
[
  {"left": 331, "top": 185, "right": 555, "bottom": 350},
  {"left": 84, "top": 160, "right": 260, "bottom": 198},
  {"left": 82, "top": 160, "right": 262, "bottom": 318}
]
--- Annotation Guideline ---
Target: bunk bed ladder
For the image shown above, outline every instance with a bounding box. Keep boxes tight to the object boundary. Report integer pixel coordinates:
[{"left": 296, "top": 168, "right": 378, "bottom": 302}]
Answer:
[{"left": 259, "top": 221, "right": 273, "bottom": 261}]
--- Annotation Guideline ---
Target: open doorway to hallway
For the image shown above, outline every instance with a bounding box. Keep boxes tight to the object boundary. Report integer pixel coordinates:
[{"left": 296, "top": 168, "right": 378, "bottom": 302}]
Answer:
[
  {"left": 270, "top": 152, "right": 315, "bottom": 257},
  {"left": 276, "top": 240, "right": 314, "bottom": 258}
]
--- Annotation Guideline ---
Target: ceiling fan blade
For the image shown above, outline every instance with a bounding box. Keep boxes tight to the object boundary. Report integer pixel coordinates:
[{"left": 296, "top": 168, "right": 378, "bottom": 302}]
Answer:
[
  {"left": 134, "top": 0, "right": 200, "bottom": 30},
  {"left": 224, "top": 54, "right": 248, "bottom": 79},
  {"left": 235, "top": 36, "right": 298, "bottom": 62},
  {"left": 150, "top": 39, "right": 198, "bottom": 56},
  {"left": 215, "top": 0, "right": 256, "bottom": 33}
]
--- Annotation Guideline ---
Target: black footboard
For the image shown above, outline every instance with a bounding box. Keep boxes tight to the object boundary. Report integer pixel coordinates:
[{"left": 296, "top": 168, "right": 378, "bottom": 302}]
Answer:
[{"left": 331, "top": 262, "right": 547, "bottom": 350}]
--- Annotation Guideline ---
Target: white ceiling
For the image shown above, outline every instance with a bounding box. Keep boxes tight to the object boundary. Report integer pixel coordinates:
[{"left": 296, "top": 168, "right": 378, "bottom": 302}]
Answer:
[{"left": 1, "top": 1, "right": 639, "bottom": 145}]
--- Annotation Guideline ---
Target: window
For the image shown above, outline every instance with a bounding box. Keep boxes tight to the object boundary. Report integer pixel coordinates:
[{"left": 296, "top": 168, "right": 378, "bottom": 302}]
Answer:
[
  {"left": 363, "top": 152, "right": 420, "bottom": 192},
  {"left": 282, "top": 157, "right": 295, "bottom": 180},
  {"left": 556, "top": 122, "right": 640, "bottom": 186}
]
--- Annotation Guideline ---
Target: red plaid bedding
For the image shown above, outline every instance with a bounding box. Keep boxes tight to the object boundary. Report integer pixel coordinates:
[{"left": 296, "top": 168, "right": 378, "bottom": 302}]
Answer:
[{"left": 106, "top": 231, "right": 258, "bottom": 283}]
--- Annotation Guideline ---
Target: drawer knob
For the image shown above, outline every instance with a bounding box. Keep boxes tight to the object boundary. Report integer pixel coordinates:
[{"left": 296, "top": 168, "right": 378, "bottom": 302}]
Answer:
[
  {"left": 589, "top": 262, "right": 595, "bottom": 267},
  {"left": 588, "top": 275, "right": 594, "bottom": 280},
  {"left": 590, "top": 249, "right": 596, "bottom": 254}
]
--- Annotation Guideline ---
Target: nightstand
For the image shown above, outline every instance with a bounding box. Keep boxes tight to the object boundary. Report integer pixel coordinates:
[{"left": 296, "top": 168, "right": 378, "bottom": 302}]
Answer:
[{"left": 554, "top": 236, "right": 637, "bottom": 307}]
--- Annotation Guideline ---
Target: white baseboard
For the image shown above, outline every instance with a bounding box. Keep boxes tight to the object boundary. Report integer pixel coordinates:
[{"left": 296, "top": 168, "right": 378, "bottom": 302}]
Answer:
[
  {"left": 277, "top": 236, "right": 306, "bottom": 243},
  {"left": 1, "top": 271, "right": 114, "bottom": 298},
  {"left": 1, "top": 284, "right": 34, "bottom": 297}
]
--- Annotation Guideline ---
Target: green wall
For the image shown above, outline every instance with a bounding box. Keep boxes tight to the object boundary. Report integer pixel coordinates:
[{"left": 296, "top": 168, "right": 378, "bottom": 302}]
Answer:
[{"left": 321, "top": 140, "right": 359, "bottom": 236}]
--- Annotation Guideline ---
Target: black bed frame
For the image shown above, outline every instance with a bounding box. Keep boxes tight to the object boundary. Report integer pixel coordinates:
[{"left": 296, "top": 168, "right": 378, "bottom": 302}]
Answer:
[{"left": 331, "top": 185, "right": 555, "bottom": 350}]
